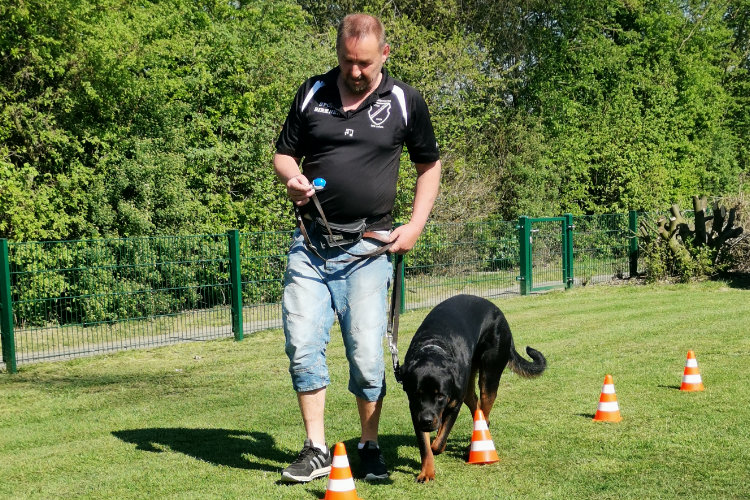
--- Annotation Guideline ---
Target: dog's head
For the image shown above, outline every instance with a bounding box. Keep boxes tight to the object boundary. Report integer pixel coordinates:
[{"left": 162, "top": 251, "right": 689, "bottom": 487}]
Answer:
[{"left": 401, "top": 363, "right": 457, "bottom": 433}]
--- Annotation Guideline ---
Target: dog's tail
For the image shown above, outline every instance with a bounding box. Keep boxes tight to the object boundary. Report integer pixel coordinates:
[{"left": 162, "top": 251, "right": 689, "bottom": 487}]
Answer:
[{"left": 508, "top": 343, "right": 547, "bottom": 378}]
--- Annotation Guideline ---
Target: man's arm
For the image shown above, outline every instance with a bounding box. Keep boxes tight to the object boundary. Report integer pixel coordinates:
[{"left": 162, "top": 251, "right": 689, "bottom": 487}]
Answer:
[
  {"left": 389, "top": 160, "right": 441, "bottom": 254},
  {"left": 274, "top": 153, "right": 314, "bottom": 206}
]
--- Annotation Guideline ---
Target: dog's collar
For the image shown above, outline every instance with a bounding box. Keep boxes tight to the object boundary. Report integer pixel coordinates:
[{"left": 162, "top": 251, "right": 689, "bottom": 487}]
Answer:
[{"left": 421, "top": 344, "right": 448, "bottom": 355}]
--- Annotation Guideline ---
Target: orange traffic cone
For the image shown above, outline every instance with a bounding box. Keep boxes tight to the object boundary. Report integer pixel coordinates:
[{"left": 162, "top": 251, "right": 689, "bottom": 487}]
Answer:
[
  {"left": 593, "top": 374, "right": 622, "bottom": 422},
  {"left": 680, "top": 350, "right": 705, "bottom": 391},
  {"left": 467, "top": 409, "right": 499, "bottom": 464},
  {"left": 323, "top": 442, "right": 360, "bottom": 500}
]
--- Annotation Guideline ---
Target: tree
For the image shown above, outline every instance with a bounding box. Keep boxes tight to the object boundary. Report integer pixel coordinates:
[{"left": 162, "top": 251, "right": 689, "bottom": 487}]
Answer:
[
  {"left": 0, "top": 0, "right": 110, "bottom": 240},
  {"left": 1, "top": 0, "right": 328, "bottom": 240},
  {"left": 2, "top": 0, "right": 747, "bottom": 241}
]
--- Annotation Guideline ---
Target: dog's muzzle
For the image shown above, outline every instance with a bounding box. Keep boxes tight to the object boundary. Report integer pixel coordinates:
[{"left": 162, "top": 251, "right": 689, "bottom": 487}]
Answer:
[{"left": 419, "top": 414, "right": 440, "bottom": 432}]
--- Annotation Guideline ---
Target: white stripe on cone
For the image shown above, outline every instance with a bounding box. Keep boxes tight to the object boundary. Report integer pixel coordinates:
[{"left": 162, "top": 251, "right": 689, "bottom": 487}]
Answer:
[
  {"left": 326, "top": 477, "right": 356, "bottom": 492},
  {"left": 685, "top": 358, "right": 698, "bottom": 368},
  {"left": 597, "top": 401, "right": 620, "bottom": 412},
  {"left": 471, "top": 440, "right": 496, "bottom": 452},
  {"left": 682, "top": 374, "right": 702, "bottom": 384},
  {"left": 474, "top": 420, "right": 489, "bottom": 431},
  {"left": 331, "top": 454, "right": 349, "bottom": 467},
  {"left": 602, "top": 384, "right": 615, "bottom": 394}
]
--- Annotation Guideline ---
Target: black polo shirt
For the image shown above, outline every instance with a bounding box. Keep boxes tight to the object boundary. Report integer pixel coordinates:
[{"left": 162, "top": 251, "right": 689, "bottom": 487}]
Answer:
[{"left": 276, "top": 67, "right": 440, "bottom": 230}]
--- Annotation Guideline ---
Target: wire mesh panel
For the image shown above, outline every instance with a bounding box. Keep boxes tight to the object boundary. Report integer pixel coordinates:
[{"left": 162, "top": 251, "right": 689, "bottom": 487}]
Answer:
[
  {"left": 529, "top": 218, "right": 566, "bottom": 291},
  {"left": 9, "top": 235, "right": 231, "bottom": 364},
  {"left": 403, "top": 221, "right": 520, "bottom": 310},
  {"left": 573, "top": 214, "right": 632, "bottom": 284},
  {"left": 240, "top": 230, "right": 293, "bottom": 334}
]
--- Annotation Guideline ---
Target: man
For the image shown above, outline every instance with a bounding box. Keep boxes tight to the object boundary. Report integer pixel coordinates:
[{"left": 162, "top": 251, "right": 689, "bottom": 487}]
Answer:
[{"left": 274, "top": 13, "right": 441, "bottom": 483}]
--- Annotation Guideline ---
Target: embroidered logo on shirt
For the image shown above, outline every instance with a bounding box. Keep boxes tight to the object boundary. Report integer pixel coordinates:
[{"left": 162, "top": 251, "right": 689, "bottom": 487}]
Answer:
[{"left": 368, "top": 100, "right": 392, "bottom": 128}]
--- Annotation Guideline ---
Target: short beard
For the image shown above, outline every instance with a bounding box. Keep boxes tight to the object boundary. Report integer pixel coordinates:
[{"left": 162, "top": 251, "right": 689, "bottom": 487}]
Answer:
[{"left": 344, "top": 77, "right": 369, "bottom": 95}]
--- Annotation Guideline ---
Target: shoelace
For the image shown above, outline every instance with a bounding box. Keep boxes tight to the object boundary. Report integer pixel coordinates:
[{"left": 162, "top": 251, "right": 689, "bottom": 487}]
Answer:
[{"left": 290, "top": 445, "right": 318, "bottom": 465}]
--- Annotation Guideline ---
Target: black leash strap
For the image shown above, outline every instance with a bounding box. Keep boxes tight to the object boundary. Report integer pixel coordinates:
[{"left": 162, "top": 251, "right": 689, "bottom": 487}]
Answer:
[{"left": 387, "top": 253, "right": 404, "bottom": 384}]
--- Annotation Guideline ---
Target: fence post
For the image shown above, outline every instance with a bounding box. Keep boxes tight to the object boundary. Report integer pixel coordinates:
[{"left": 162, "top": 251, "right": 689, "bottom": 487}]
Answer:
[
  {"left": 227, "top": 230, "right": 244, "bottom": 341},
  {"left": 629, "top": 211, "right": 639, "bottom": 278},
  {"left": 517, "top": 216, "right": 532, "bottom": 295},
  {"left": 564, "top": 214, "right": 575, "bottom": 289},
  {"left": 0, "top": 239, "right": 17, "bottom": 374}
]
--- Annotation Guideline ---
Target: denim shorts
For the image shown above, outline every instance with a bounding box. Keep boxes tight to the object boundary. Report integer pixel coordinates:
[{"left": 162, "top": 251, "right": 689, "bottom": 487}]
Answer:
[{"left": 282, "top": 229, "right": 392, "bottom": 401}]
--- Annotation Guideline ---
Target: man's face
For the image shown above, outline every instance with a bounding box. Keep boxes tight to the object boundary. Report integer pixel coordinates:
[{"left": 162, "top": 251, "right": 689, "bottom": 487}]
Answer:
[{"left": 337, "top": 34, "right": 389, "bottom": 95}]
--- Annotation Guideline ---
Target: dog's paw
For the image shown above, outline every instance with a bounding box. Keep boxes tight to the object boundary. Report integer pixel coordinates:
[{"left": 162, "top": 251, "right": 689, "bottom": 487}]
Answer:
[
  {"left": 416, "top": 464, "right": 436, "bottom": 483},
  {"left": 416, "top": 471, "right": 435, "bottom": 483}
]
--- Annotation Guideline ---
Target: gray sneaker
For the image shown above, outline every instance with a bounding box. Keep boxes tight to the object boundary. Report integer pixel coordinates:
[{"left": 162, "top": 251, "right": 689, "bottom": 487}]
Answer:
[
  {"left": 280, "top": 439, "right": 332, "bottom": 483},
  {"left": 357, "top": 441, "right": 389, "bottom": 481}
]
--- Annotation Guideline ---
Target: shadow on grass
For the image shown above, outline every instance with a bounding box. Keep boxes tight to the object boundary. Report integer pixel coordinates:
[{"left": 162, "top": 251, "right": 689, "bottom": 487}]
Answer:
[
  {"left": 112, "top": 428, "right": 290, "bottom": 472},
  {"left": 112, "top": 429, "right": 425, "bottom": 479},
  {"left": 340, "top": 435, "right": 419, "bottom": 482},
  {"left": 442, "top": 440, "right": 471, "bottom": 462},
  {"left": 721, "top": 272, "right": 750, "bottom": 289}
]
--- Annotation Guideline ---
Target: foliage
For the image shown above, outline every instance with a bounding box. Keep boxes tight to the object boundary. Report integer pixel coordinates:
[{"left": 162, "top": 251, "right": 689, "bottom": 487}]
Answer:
[
  {"left": 638, "top": 196, "right": 747, "bottom": 282},
  {"left": 1, "top": 0, "right": 749, "bottom": 241},
  {"left": 9, "top": 235, "right": 231, "bottom": 327},
  {"left": 515, "top": 0, "right": 742, "bottom": 214},
  {"left": 1, "top": 0, "right": 324, "bottom": 240},
  {"left": 724, "top": 192, "right": 750, "bottom": 271}
]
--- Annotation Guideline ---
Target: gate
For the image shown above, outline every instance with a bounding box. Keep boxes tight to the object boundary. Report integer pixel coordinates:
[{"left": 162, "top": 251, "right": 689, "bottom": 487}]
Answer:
[{"left": 517, "top": 215, "right": 574, "bottom": 295}]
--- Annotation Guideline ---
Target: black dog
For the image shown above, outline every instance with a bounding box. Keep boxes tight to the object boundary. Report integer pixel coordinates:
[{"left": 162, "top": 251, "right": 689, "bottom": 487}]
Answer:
[{"left": 399, "top": 294, "right": 546, "bottom": 482}]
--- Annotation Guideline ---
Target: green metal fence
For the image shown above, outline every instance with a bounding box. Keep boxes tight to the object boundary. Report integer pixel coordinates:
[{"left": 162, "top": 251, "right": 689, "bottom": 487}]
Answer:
[
  {"left": 2, "top": 235, "right": 233, "bottom": 367},
  {"left": 237, "top": 229, "right": 290, "bottom": 336},
  {"left": 573, "top": 213, "right": 637, "bottom": 285},
  {"left": 0, "top": 213, "right": 640, "bottom": 372},
  {"left": 517, "top": 215, "right": 575, "bottom": 294},
  {"left": 399, "top": 220, "right": 521, "bottom": 309}
]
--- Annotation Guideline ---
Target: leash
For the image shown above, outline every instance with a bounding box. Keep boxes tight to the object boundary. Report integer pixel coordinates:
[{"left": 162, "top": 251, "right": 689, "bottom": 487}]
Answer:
[
  {"left": 387, "top": 253, "right": 403, "bottom": 384},
  {"left": 292, "top": 177, "right": 403, "bottom": 383}
]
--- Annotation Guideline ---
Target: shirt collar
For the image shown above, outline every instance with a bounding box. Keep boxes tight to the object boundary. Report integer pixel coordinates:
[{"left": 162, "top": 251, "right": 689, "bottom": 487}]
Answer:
[{"left": 324, "top": 67, "right": 394, "bottom": 97}]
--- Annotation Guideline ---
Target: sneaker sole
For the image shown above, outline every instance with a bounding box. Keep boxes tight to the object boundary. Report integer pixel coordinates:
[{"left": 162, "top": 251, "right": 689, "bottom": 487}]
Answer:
[
  {"left": 280, "top": 466, "right": 331, "bottom": 483},
  {"left": 364, "top": 471, "right": 389, "bottom": 481}
]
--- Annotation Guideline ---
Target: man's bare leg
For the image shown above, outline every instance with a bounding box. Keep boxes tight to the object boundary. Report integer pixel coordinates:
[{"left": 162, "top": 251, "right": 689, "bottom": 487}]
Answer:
[{"left": 298, "top": 387, "right": 326, "bottom": 445}]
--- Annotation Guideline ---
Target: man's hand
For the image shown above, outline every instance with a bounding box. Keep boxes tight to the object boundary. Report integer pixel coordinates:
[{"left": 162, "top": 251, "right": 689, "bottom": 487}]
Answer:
[
  {"left": 286, "top": 174, "right": 315, "bottom": 206},
  {"left": 388, "top": 222, "right": 424, "bottom": 254}
]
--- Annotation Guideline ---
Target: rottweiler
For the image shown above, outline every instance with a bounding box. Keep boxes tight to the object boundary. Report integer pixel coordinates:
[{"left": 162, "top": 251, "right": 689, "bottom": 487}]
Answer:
[{"left": 399, "top": 294, "right": 547, "bottom": 482}]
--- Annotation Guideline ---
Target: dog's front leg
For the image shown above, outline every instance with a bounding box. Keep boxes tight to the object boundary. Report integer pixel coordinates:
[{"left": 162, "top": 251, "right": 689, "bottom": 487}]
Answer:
[
  {"left": 431, "top": 403, "right": 460, "bottom": 455},
  {"left": 416, "top": 430, "right": 435, "bottom": 482}
]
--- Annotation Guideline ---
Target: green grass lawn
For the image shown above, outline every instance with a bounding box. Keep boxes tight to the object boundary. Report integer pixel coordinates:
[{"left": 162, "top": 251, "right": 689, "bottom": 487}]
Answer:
[{"left": 2, "top": 281, "right": 749, "bottom": 499}]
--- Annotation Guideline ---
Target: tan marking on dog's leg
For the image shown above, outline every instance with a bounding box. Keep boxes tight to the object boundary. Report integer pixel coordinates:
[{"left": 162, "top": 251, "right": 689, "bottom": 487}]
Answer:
[
  {"left": 431, "top": 403, "right": 459, "bottom": 455},
  {"left": 479, "top": 389, "right": 498, "bottom": 426},
  {"left": 432, "top": 420, "right": 448, "bottom": 454},
  {"left": 416, "top": 431, "right": 435, "bottom": 483},
  {"left": 478, "top": 366, "right": 501, "bottom": 426}
]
